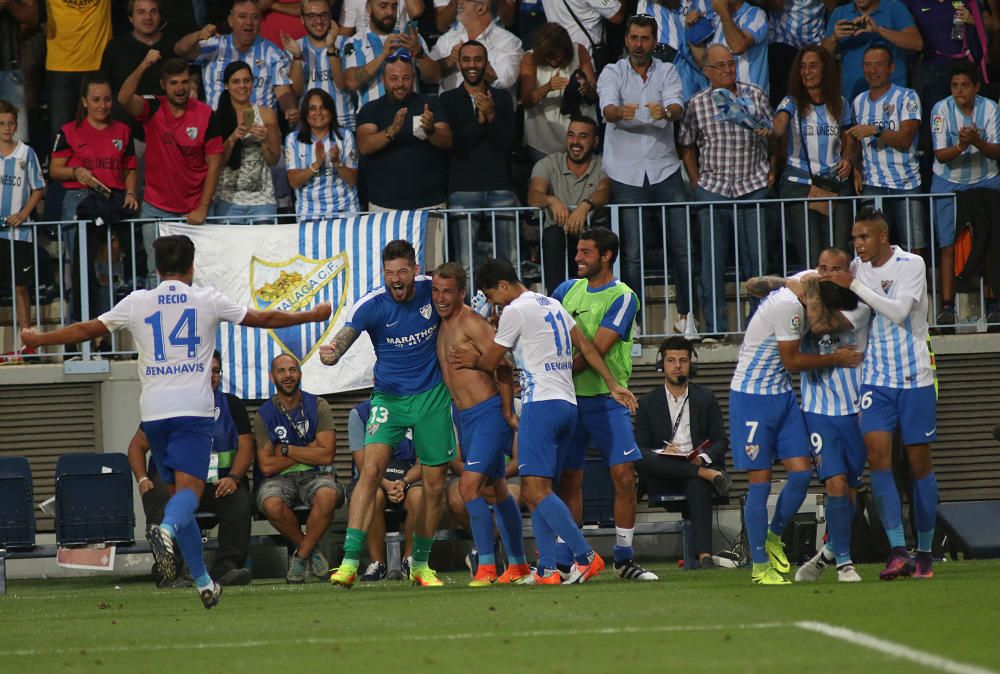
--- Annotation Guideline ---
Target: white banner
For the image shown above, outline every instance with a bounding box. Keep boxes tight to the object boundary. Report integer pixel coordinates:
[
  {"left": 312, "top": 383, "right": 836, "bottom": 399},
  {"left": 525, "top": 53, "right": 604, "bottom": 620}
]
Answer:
[{"left": 159, "top": 212, "right": 427, "bottom": 398}]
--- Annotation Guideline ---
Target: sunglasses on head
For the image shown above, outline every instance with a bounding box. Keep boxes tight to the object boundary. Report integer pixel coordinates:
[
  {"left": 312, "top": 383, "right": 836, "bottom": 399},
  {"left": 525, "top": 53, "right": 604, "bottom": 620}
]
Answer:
[{"left": 386, "top": 49, "right": 414, "bottom": 63}]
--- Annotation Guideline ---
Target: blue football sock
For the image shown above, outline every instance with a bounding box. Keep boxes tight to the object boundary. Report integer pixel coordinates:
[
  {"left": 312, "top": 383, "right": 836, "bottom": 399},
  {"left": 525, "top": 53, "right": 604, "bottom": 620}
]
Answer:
[
  {"left": 531, "top": 510, "right": 556, "bottom": 572},
  {"left": 769, "top": 470, "right": 811, "bottom": 536},
  {"left": 466, "top": 497, "right": 496, "bottom": 566},
  {"left": 162, "top": 488, "right": 198, "bottom": 531},
  {"left": 870, "top": 469, "right": 905, "bottom": 548},
  {"left": 174, "top": 519, "right": 208, "bottom": 582},
  {"left": 536, "top": 494, "right": 591, "bottom": 565},
  {"left": 495, "top": 495, "right": 526, "bottom": 565},
  {"left": 913, "top": 473, "right": 939, "bottom": 552},
  {"left": 825, "top": 494, "right": 853, "bottom": 566},
  {"left": 554, "top": 539, "right": 574, "bottom": 569},
  {"left": 745, "top": 482, "right": 771, "bottom": 565}
]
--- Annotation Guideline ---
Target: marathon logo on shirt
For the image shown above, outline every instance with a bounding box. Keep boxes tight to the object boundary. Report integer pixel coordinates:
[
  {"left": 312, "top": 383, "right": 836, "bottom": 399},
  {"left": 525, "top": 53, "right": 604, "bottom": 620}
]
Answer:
[{"left": 385, "top": 324, "right": 437, "bottom": 347}]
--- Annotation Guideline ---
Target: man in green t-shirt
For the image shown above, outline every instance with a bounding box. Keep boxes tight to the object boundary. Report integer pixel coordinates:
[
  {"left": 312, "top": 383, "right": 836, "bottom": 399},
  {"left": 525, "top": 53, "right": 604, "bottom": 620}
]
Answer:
[{"left": 551, "top": 227, "right": 657, "bottom": 581}]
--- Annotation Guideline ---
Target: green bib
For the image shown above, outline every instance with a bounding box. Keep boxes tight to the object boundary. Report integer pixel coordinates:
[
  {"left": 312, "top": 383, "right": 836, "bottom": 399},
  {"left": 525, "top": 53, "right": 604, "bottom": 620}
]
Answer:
[{"left": 561, "top": 278, "right": 637, "bottom": 396}]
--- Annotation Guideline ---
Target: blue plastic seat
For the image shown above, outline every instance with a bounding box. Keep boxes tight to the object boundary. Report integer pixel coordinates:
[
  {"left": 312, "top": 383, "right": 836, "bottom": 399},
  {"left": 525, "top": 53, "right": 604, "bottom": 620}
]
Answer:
[
  {"left": 0, "top": 456, "right": 36, "bottom": 550},
  {"left": 55, "top": 453, "right": 135, "bottom": 546}
]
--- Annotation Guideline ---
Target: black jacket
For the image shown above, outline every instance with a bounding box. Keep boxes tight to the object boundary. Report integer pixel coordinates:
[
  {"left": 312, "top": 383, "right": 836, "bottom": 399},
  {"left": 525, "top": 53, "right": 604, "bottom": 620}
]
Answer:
[
  {"left": 634, "top": 382, "right": 728, "bottom": 466},
  {"left": 439, "top": 85, "right": 514, "bottom": 193}
]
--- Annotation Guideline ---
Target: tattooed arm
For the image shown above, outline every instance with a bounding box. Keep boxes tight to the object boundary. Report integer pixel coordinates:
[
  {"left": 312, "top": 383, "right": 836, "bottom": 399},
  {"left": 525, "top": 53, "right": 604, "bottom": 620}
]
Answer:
[
  {"left": 801, "top": 274, "right": 853, "bottom": 335},
  {"left": 318, "top": 326, "right": 360, "bottom": 366},
  {"left": 745, "top": 276, "right": 793, "bottom": 298}
]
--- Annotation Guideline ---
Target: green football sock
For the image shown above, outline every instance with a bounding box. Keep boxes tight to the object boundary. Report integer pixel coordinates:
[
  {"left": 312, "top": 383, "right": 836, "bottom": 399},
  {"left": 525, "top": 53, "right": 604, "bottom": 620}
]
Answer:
[
  {"left": 342, "top": 527, "right": 367, "bottom": 566},
  {"left": 412, "top": 534, "right": 434, "bottom": 569}
]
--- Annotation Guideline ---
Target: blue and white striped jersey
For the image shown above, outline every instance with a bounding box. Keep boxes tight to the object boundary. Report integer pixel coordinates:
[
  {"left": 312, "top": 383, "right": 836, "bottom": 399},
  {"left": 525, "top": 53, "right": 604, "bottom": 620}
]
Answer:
[
  {"left": 285, "top": 129, "right": 360, "bottom": 218},
  {"left": 769, "top": 0, "right": 826, "bottom": 49},
  {"left": 851, "top": 246, "right": 933, "bottom": 389},
  {"left": 341, "top": 32, "right": 431, "bottom": 109},
  {"left": 0, "top": 141, "right": 44, "bottom": 243},
  {"left": 852, "top": 84, "right": 921, "bottom": 190},
  {"left": 931, "top": 94, "right": 1000, "bottom": 184},
  {"left": 800, "top": 303, "right": 871, "bottom": 416},
  {"left": 777, "top": 96, "right": 851, "bottom": 184},
  {"left": 637, "top": 0, "right": 707, "bottom": 49},
  {"left": 195, "top": 35, "right": 291, "bottom": 110},
  {"left": 296, "top": 35, "right": 357, "bottom": 131},
  {"left": 730, "top": 287, "right": 804, "bottom": 395},
  {"left": 708, "top": 2, "right": 769, "bottom": 93}
]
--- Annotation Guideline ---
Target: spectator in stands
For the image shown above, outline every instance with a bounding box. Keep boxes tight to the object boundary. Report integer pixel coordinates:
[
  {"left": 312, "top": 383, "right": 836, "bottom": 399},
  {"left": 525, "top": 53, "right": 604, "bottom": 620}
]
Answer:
[
  {"left": 847, "top": 45, "right": 925, "bottom": 255},
  {"left": 634, "top": 337, "right": 731, "bottom": 569},
  {"left": 175, "top": 0, "right": 299, "bottom": 126},
  {"left": 356, "top": 57, "right": 451, "bottom": 267},
  {"left": 679, "top": 43, "right": 773, "bottom": 338},
  {"left": 637, "top": 0, "right": 708, "bottom": 101},
  {"left": 440, "top": 41, "right": 517, "bottom": 268},
  {"left": 772, "top": 45, "right": 855, "bottom": 269},
  {"left": 118, "top": 53, "right": 223, "bottom": 284},
  {"left": 437, "top": 0, "right": 516, "bottom": 33},
  {"left": 286, "top": 88, "right": 360, "bottom": 219},
  {"left": 0, "top": 100, "right": 44, "bottom": 363},
  {"left": 430, "top": 0, "right": 523, "bottom": 96},
  {"left": 520, "top": 22, "right": 598, "bottom": 161},
  {"left": 128, "top": 350, "right": 255, "bottom": 588},
  {"left": 539, "top": 0, "right": 624, "bottom": 55},
  {"left": 45, "top": 0, "right": 112, "bottom": 144},
  {"left": 348, "top": 400, "right": 425, "bottom": 581},
  {"left": 930, "top": 62, "right": 1000, "bottom": 327},
  {"left": 821, "top": 0, "right": 922, "bottom": 103},
  {"left": 282, "top": 0, "right": 355, "bottom": 131},
  {"left": 766, "top": 0, "right": 830, "bottom": 108},
  {"left": 599, "top": 14, "right": 689, "bottom": 328},
  {"left": 0, "top": 0, "right": 38, "bottom": 142},
  {"left": 341, "top": 0, "right": 425, "bottom": 38},
  {"left": 342, "top": 0, "right": 438, "bottom": 112},
  {"left": 688, "top": 0, "right": 769, "bottom": 94},
  {"left": 212, "top": 61, "right": 281, "bottom": 223},
  {"left": 254, "top": 353, "right": 343, "bottom": 584},
  {"left": 261, "top": 0, "right": 307, "bottom": 47},
  {"left": 528, "top": 116, "right": 611, "bottom": 294}
]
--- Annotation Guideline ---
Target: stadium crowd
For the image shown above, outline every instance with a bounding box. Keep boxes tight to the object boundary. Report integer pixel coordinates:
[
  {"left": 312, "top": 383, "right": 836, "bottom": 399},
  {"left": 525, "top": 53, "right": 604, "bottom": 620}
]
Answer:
[{"left": 3, "top": 0, "right": 1000, "bottom": 360}]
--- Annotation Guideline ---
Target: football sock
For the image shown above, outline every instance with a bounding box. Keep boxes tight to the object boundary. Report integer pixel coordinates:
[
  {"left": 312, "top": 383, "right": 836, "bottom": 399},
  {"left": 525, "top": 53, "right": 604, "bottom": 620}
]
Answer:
[
  {"left": 870, "top": 469, "right": 905, "bottom": 548},
  {"left": 531, "top": 510, "right": 556, "bottom": 572},
  {"left": 411, "top": 534, "right": 434, "bottom": 570},
  {"left": 769, "top": 470, "right": 811, "bottom": 536},
  {"left": 613, "top": 527, "right": 635, "bottom": 563},
  {"left": 746, "top": 482, "right": 770, "bottom": 565},
  {"left": 174, "top": 519, "right": 208, "bottom": 582},
  {"left": 825, "top": 494, "right": 853, "bottom": 566},
  {"left": 535, "top": 494, "right": 591, "bottom": 565},
  {"left": 342, "top": 527, "right": 366, "bottom": 567},
  {"left": 913, "top": 473, "right": 939, "bottom": 552},
  {"left": 162, "top": 488, "right": 198, "bottom": 531},
  {"left": 495, "top": 495, "right": 526, "bottom": 565},
  {"left": 466, "top": 497, "right": 496, "bottom": 566},
  {"left": 554, "top": 538, "right": 573, "bottom": 570}
]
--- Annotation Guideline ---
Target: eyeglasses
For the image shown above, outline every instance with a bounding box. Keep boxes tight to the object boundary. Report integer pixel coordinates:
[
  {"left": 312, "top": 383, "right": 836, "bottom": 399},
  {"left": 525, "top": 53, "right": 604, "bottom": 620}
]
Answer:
[
  {"left": 303, "top": 11, "right": 332, "bottom": 20},
  {"left": 386, "top": 50, "right": 414, "bottom": 63},
  {"left": 211, "top": 367, "right": 223, "bottom": 375},
  {"left": 705, "top": 61, "right": 737, "bottom": 71}
]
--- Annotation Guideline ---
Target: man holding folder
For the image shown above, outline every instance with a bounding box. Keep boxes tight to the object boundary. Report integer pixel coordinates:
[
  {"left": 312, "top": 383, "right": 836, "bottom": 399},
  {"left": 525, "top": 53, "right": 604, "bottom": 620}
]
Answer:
[{"left": 634, "top": 336, "right": 731, "bottom": 569}]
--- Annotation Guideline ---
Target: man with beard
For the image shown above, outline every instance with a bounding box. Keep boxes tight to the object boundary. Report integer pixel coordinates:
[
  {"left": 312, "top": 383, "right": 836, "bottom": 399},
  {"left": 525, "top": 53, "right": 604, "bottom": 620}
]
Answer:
[
  {"left": 254, "top": 354, "right": 342, "bottom": 584},
  {"left": 430, "top": 0, "right": 523, "bottom": 96},
  {"left": 431, "top": 262, "right": 529, "bottom": 586},
  {"left": 440, "top": 41, "right": 517, "bottom": 269},
  {"left": 528, "top": 117, "right": 611, "bottom": 294},
  {"left": 320, "top": 240, "right": 457, "bottom": 588},
  {"left": 550, "top": 227, "right": 657, "bottom": 581},
  {"left": 597, "top": 14, "right": 688, "bottom": 323}
]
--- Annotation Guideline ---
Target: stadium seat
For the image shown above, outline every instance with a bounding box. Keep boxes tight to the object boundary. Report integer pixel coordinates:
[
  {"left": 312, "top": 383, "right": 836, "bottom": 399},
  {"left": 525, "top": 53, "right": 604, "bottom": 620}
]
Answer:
[
  {"left": 0, "top": 456, "right": 36, "bottom": 550},
  {"left": 55, "top": 453, "right": 135, "bottom": 547},
  {"left": 582, "top": 457, "right": 615, "bottom": 528},
  {"left": 937, "top": 501, "right": 1000, "bottom": 559}
]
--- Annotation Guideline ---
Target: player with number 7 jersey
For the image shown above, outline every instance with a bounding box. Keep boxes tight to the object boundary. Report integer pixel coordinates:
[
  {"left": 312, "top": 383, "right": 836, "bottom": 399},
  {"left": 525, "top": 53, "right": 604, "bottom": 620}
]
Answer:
[{"left": 20, "top": 235, "right": 331, "bottom": 609}]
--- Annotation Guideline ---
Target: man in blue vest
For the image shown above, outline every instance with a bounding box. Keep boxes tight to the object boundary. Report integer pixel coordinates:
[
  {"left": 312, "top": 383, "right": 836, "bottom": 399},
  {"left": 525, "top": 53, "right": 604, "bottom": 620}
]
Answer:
[
  {"left": 127, "top": 350, "right": 256, "bottom": 587},
  {"left": 254, "top": 353, "right": 344, "bottom": 583}
]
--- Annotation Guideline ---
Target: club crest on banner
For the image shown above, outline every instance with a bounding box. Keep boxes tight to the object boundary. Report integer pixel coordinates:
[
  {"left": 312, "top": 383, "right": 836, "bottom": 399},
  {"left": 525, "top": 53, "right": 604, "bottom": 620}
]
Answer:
[{"left": 249, "top": 251, "right": 350, "bottom": 363}]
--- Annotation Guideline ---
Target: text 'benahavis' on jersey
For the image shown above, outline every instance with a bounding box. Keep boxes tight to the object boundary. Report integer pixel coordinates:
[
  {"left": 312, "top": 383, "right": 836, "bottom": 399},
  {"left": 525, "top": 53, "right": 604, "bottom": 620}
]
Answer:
[
  {"left": 345, "top": 276, "right": 441, "bottom": 396},
  {"left": 98, "top": 281, "right": 248, "bottom": 421},
  {"left": 493, "top": 291, "right": 578, "bottom": 404},
  {"left": 851, "top": 246, "right": 932, "bottom": 389}
]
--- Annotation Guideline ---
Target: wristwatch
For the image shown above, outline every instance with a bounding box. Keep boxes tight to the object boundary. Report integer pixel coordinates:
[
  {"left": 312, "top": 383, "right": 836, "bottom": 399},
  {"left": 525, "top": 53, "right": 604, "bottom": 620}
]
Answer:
[
  {"left": 402, "top": 479, "right": 412, "bottom": 491},
  {"left": 327, "top": 46, "right": 341, "bottom": 58},
  {"left": 279, "top": 443, "right": 289, "bottom": 457},
  {"left": 580, "top": 197, "right": 594, "bottom": 209},
  {"left": 874, "top": 125, "right": 883, "bottom": 138}
]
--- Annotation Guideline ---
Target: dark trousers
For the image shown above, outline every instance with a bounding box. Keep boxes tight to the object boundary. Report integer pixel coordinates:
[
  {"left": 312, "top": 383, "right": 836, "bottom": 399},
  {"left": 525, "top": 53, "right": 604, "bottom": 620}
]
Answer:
[
  {"left": 142, "top": 477, "right": 253, "bottom": 576},
  {"left": 542, "top": 225, "right": 579, "bottom": 295},
  {"left": 636, "top": 448, "right": 715, "bottom": 556}
]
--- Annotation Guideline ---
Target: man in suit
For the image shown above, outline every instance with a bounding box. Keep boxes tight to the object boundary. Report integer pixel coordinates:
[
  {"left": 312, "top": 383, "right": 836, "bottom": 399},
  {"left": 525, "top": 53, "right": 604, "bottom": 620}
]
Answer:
[{"left": 634, "top": 336, "right": 731, "bottom": 569}]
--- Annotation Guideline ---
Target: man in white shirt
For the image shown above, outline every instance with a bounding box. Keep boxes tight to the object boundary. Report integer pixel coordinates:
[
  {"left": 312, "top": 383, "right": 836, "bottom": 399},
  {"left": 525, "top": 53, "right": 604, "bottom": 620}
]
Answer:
[
  {"left": 21, "top": 234, "right": 331, "bottom": 607},
  {"left": 429, "top": 0, "right": 523, "bottom": 96},
  {"left": 541, "top": 0, "right": 624, "bottom": 53}
]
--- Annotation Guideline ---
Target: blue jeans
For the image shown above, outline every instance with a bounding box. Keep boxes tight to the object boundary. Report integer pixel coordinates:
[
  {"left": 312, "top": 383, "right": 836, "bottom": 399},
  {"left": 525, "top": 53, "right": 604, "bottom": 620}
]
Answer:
[
  {"left": 447, "top": 190, "right": 519, "bottom": 271},
  {"left": 696, "top": 186, "right": 768, "bottom": 334},
  {"left": 210, "top": 200, "right": 278, "bottom": 225},
  {"left": 611, "top": 171, "right": 690, "bottom": 314},
  {"left": 861, "top": 185, "right": 927, "bottom": 250},
  {"left": 0, "top": 69, "right": 27, "bottom": 142}
]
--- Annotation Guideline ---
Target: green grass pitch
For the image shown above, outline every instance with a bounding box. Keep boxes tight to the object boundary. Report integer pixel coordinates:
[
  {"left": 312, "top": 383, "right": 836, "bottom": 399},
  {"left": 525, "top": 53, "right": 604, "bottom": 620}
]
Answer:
[{"left": 2, "top": 560, "right": 998, "bottom": 674}]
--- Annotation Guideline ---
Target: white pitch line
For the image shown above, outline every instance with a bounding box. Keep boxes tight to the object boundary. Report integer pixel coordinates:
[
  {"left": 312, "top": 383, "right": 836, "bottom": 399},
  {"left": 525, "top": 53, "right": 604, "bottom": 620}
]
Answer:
[
  {"left": 796, "top": 621, "right": 998, "bottom": 674},
  {"left": 0, "top": 622, "right": 787, "bottom": 658}
]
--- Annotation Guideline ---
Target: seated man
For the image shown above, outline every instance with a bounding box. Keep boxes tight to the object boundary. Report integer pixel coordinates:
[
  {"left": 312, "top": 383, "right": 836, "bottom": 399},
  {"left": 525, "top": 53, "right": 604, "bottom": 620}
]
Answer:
[
  {"left": 254, "top": 353, "right": 344, "bottom": 583},
  {"left": 127, "top": 350, "right": 255, "bottom": 587},
  {"left": 634, "top": 337, "right": 731, "bottom": 570},
  {"left": 348, "top": 399, "right": 426, "bottom": 581}
]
